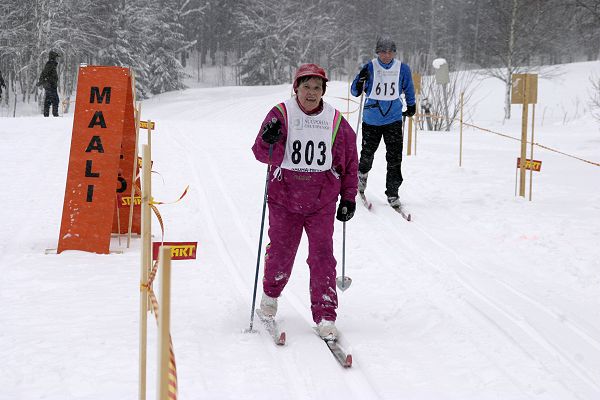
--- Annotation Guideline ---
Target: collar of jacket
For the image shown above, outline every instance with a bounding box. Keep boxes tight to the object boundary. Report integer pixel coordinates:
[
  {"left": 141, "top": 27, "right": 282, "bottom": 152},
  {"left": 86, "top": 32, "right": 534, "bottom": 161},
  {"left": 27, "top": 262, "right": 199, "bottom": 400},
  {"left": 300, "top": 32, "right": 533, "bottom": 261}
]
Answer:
[{"left": 376, "top": 58, "right": 395, "bottom": 69}]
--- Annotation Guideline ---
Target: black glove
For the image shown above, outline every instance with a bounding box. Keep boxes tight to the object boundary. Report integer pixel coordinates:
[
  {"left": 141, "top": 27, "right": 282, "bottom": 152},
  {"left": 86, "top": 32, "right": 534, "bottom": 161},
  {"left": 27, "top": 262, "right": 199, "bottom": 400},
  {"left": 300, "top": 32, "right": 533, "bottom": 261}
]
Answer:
[
  {"left": 358, "top": 65, "right": 369, "bottom": 82},
  {"left": 402, "top": 104, "right": 416, "bottom": 117},
  {"left": 355, "top": 65, "right": 369, "bottom": 94},
  {"left": 261, "top": 118, "right": 282, "bottom": 144},
  {"left": 336, "top": 199, "right": 356, "bottom": 222}
]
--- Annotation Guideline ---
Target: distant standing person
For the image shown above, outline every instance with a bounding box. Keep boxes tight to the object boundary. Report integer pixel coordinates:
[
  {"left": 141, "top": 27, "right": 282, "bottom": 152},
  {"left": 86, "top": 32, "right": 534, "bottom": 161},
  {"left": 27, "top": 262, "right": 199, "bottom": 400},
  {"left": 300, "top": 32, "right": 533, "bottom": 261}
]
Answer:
[
  {"left": 421, "top": 97, "right": 433, "bottom": 131},
  {"left": 252, "top": 63, "right": 358, "bottom": 340},
  {"left": 37, "top": 50, "right": 60, "bottom": 117},
  {"left": 0, "top": 70, "right": 6, "bottom": 102},
  {"left": 351, "top": 36, "right": 416, "bottom": 208}
]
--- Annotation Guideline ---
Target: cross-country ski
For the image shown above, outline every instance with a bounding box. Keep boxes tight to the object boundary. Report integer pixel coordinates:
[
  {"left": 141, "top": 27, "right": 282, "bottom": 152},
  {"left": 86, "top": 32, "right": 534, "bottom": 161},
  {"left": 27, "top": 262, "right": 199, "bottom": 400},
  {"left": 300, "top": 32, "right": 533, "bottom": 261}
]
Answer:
[
  {"left": 255, "top": 309, "right": 286, "bottom": 346},
  {"left": 313, "top": 328, "right": 353, "bottom": 368},
  {"left": 392, "top": 203, "right": 411, "bottom": 221},
  {"left": 358, "top": 192, "right": 373, "bottom": 210}
]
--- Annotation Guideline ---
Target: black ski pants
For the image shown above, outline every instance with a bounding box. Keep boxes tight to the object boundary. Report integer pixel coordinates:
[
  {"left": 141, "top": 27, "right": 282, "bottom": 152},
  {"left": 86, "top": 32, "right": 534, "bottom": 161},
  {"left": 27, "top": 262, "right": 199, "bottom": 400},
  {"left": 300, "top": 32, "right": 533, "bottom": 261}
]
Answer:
[
  {"left": 43, "top": 87, "right": 59, "bottom": 117},
  {"left": 358, "top": 120, "right": 404, "bottom": 198}
]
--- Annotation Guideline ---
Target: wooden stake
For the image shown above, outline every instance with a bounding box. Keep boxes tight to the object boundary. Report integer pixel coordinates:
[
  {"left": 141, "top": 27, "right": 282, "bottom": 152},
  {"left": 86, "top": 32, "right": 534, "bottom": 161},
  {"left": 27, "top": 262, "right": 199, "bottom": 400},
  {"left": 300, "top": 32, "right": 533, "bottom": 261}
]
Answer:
[
  {"left": 346, "top": 80, "right": 350, "bottom": 121},
  {"left": 407, "top": 98, "right": 413, "bottom": 156},
  {"left": 519, "top": 80, "right": 529, "bottom": 197},
  {"left": 147, "top": 120, "right": 153, "bottom": 157},
  {"left": 116, "top": 194, "right": 121, "bottom": 246},
  {"left": 157, "top": 246, "right": 172, "bottom": 400},
  {"left": 128, "top": 101, "right": 142, "bottom": 248},
  {"left": 138, "top": 144, "right": 152, "bottom": 400},
  {"left": 529, "top": 104, "right": 536, "bottom": 201},
  {"left": 407, "top": 116, "right": 413, "bottom": 156}
]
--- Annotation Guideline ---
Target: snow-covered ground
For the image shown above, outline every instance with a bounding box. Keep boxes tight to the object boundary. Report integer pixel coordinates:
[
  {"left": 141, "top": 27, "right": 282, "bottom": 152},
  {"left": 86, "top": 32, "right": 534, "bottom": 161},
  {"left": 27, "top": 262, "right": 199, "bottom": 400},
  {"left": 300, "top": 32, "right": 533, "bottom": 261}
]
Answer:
[{"left": 1, "top": 61, "right": 599, "bottom": 400}]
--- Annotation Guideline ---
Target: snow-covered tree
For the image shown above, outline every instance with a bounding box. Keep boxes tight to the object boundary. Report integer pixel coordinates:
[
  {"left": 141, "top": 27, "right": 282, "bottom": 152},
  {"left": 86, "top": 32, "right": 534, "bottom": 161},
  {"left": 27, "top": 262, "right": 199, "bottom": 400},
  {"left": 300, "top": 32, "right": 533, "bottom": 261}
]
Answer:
[
  {"left": 148, "top": 0, "right": 195, "bottom": 94},
  {"left": 97, "top": 0, "right": 154, "bottom": 98},
  {"left": 234, "top": 0, "right": 350, "bottom": 85}
]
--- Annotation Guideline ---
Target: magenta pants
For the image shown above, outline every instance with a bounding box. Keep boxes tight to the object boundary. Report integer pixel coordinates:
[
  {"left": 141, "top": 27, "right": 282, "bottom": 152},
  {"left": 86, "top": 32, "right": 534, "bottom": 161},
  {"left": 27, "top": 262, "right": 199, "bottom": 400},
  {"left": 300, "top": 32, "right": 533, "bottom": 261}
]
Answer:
[{"left": 263, "top": 200, "right": 338, "bottom": 324}]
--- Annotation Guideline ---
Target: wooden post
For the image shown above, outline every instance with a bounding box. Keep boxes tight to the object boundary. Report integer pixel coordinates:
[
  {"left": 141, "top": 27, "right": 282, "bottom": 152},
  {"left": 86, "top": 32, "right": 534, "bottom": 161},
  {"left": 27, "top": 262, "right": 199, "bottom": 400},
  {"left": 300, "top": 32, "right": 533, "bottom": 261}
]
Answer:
[
  {"left": 442, "top": 83, "right": 450, "bottom": 131},
  {"left": 116, "top": 194, "right": 121, "bottom": 246},
  {"left": 346, "top": 81, "right": 350, "bottom": 121},
  {"left": 138, "top": 144, "right": 152, "bottom": 400},
  {"left": 157, "top": 246, "right": 172, "bottom": 400},
  {"left": 529, "top": 104, "right": 536, "bottom": 201},
  {"left": 128, "top": 101, "right": 142, "bottom": 247},
  {"left": 147, "top": 120, "right": 153, "bottom": 158},
  {"left": 407, "top": 116, "right": 413, "bottom": 156},
  {"left": 413, "top": 93, "right": 418, "bottom": 156},
  {"left": 459, "top": 92, "right": 464, "bottom": 167},
  {"left": 519, "top": 83, "right": 529, "bottom": 197},
  {"left": 414, "top": 118, "right": 418, "bottom": 155}
]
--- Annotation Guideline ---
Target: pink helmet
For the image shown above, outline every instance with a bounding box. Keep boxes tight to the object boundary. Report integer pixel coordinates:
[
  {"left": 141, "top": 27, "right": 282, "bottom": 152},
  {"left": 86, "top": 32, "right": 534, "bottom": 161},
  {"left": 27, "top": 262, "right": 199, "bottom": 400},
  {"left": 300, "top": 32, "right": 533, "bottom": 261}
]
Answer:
[{"left": 293, "top": 63, "right": 328, "bottom": 94}]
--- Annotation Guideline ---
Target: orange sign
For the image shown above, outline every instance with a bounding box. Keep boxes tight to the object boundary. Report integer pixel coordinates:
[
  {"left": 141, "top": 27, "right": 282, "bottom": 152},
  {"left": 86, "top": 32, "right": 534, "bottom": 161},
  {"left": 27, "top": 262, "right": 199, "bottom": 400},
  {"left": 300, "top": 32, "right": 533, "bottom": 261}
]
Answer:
[
  {"left": 112, "top": 78, "right": 140, "bottom": 234},
  {"left": 58, "top": 66, "right": 134, "bottom": 254},
  {"left": 516, "top": 157, "right": 542, "bottom": 172},
  {"left": 152, "top": 242, "right": 198, "bottom": 261}
]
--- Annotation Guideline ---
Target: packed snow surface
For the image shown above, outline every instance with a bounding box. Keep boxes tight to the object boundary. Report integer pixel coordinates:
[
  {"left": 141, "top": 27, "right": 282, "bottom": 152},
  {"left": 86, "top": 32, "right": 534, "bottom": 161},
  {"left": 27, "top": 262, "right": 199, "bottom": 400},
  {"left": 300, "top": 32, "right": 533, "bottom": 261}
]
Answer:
[{"left": 1, "top": 61, "right": 599, "bottom": 399}]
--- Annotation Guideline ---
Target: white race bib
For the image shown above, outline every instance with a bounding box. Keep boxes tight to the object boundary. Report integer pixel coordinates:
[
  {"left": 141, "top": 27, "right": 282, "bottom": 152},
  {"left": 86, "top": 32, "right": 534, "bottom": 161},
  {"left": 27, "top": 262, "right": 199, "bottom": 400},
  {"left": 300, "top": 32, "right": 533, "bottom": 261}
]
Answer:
[
  {"left": 281, "top": 99, "right": 335, "bottom": 172},
  {"left": 368, "top": 58, "right": 401, "bottom": 101}
]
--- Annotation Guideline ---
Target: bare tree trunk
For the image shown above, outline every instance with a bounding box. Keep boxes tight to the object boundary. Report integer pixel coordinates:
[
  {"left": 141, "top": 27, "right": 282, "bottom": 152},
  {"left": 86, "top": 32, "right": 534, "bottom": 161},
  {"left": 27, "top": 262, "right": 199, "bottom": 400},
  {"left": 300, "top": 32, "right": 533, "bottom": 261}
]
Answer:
[
  {"left": 504, "top": 0, "right": 519, "bottom": 120},
  {"left": 472, "top": 0, "right": 481, "bottom": 64},
  {"left": 428, "top": 0, "right": 437, "bottom": 57}
]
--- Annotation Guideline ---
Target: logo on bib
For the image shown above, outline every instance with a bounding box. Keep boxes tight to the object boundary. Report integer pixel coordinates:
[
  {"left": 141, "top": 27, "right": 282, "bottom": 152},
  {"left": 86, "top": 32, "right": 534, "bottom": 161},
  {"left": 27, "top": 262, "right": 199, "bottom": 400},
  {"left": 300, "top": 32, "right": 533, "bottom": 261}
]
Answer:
[{"left": 303, "top": 116, "right": 330, "bottom": 130}]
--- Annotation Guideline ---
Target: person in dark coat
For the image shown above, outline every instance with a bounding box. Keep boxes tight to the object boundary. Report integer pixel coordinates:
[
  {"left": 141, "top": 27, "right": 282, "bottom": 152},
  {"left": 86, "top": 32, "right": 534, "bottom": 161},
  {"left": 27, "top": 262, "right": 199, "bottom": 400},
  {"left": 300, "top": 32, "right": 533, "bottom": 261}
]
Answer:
[
  {"left": 0, "top": 70, "right": 6, "bottom": 102},
  {"left": 37, "top": 50, "right": 60, "bottom": 117}
]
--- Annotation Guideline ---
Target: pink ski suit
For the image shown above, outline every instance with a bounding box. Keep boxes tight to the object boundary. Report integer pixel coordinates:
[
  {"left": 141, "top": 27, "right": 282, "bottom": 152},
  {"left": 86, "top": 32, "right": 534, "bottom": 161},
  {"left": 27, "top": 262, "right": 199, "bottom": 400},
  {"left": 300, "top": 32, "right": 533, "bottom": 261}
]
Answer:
[{"left": 252, "top": 98, "right": 358, "bottom": 324}]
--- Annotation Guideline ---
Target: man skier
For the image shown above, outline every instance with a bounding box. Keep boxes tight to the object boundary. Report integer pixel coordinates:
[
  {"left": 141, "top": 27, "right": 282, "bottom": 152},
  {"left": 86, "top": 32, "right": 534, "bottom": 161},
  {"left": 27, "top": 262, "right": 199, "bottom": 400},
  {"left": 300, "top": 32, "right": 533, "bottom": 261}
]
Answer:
[{"left": 351, "top": 36, "right": 416, "bottom": 208}]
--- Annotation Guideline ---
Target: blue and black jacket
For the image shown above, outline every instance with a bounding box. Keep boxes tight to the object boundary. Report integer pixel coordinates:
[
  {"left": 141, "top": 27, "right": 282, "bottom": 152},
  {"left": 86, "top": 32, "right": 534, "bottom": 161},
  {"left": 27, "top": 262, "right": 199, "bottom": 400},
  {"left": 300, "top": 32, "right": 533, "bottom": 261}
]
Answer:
[{"left": 351, "top": 58, "right": 415, "bottom": 126}]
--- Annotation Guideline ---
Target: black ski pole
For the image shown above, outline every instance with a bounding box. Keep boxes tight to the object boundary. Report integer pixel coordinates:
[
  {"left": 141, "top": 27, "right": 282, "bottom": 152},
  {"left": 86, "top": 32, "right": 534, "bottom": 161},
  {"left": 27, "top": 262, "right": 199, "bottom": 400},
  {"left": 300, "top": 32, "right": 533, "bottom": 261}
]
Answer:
[{"left": 247, "top": 124, "right": 276, "bottom": 332}]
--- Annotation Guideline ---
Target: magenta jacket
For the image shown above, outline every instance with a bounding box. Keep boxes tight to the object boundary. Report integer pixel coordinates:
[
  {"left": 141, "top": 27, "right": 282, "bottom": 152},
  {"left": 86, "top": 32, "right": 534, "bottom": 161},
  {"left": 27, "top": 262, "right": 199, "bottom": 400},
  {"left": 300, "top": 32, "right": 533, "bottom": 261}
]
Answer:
[{"left": 252, "top": 101, "right": 358, "bottom": 214}]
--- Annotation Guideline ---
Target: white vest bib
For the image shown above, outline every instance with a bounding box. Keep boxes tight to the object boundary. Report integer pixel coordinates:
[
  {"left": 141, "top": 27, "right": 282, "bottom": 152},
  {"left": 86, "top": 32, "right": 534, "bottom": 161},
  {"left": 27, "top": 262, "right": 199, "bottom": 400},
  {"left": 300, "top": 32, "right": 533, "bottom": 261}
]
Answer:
[
  {"left": 281, "top": 99, "right": 335, "bottom": 172},
  {"left": 368, "top": 58, "right": 401, "bottom": 101}
]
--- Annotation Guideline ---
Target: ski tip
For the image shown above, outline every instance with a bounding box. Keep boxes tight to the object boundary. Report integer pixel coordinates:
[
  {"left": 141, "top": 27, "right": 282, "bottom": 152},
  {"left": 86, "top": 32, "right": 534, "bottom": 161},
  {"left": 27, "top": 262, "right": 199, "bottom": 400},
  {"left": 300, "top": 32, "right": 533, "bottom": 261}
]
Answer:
[
  {"left": 345, "top": 354, "right": 353, "bottom": 368},
  {"left": 277, "top": 332, "right": 286, "bottom": 346}
]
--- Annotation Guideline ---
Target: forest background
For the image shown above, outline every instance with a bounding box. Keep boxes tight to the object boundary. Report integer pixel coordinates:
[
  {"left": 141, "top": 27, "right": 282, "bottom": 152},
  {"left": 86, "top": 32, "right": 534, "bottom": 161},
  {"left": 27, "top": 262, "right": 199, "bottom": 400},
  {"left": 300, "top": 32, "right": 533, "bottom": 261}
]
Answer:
[{"left": 1, "top": 0, "right": 599, "bottom": 120}]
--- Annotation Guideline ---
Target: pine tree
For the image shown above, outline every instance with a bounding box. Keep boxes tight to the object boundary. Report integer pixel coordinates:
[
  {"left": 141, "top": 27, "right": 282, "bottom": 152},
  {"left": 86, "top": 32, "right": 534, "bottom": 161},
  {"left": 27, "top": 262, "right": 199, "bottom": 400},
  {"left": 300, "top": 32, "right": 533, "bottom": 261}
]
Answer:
[
  {"left": 148, "top": 0, "right": 195, "bottom": 95},
  {"left": 98, "top": 0, "right": 153, "bottom": 98}
]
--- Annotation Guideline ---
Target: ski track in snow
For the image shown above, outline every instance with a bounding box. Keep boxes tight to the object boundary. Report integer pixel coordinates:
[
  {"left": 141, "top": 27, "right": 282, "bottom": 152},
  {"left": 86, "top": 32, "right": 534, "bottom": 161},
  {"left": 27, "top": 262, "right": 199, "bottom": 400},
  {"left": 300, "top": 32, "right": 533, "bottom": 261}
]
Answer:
[
  {"left": 369, "top": 193, "right": 600, "bottom": 399},
  {"left": 165, "top": 121, "right": 382, "bottom": 399},
  {"left": 145, "top": 80, "right": 600, "bottom": 399},
  {"left": 3, "top": 64, "right": 600, "bottom": 399}
]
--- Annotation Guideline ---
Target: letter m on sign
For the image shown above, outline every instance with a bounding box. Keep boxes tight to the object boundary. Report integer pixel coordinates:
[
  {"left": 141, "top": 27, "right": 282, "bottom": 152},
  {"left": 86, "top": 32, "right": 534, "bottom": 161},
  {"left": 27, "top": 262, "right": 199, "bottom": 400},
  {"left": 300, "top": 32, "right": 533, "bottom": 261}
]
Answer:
[{"left": 90, "top": 87, "right": 111, "bottom": 104}]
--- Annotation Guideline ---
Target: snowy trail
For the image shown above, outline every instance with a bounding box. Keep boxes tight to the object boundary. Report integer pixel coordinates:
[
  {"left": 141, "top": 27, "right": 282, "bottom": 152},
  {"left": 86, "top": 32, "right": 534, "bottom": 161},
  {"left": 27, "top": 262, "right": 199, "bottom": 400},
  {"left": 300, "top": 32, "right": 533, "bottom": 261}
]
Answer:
[
  {"left": 2, "top": 65, "right": 600, "bottom": 399},
  {"left": 159, "top": 117, "right": 382, "bottom": 399},
  {"left": 372, "top": 195, "right": 600, "bottom": 399}
]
